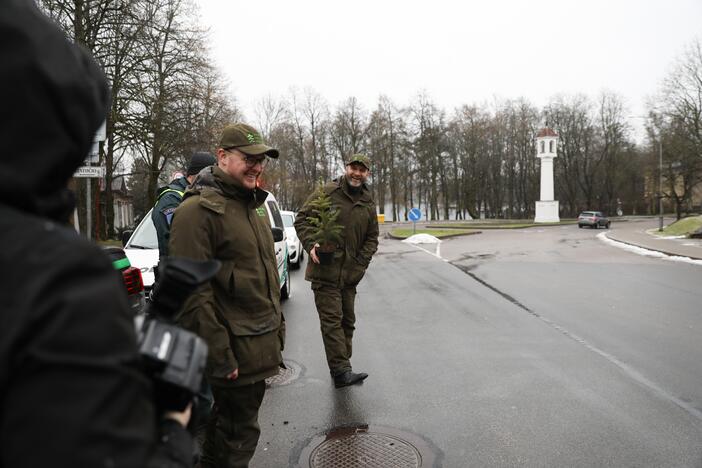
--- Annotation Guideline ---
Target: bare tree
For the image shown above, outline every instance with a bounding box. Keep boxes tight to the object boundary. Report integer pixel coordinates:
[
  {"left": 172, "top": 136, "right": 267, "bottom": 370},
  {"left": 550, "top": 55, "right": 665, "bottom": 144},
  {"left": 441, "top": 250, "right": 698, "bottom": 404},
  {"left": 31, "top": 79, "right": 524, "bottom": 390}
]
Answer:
[
  {"left": 656, "top": 38, "right": 702, "bottom": 217},
  {"left": 124, "top": 0, "right": 210, "bottom": 207},
  {"left": 410, "top": 92, "right": 447, "bottom": 220},
  {"left": 596, "top": 92, "right": 629, "bottom": 214},
  {"left": 545, "top": 95, "right": 595, "bottom": 215},
  {"left": 367, "top": 96, "right": 409, "bottom": 220},
  {"left": 448, "top": 105, "right": 490, "bottom": 219},
  {"left": 38, "top": 0, "right": 141, "bottom": 238},
  {"left": 331, "top": 97, "right": 368, "bottom": 165},
  {"left": 662, "top": 39, "right": 702, "bottom": 161},
  {"left": 255, "top": 94, "right": 289, "bottom": 140}
]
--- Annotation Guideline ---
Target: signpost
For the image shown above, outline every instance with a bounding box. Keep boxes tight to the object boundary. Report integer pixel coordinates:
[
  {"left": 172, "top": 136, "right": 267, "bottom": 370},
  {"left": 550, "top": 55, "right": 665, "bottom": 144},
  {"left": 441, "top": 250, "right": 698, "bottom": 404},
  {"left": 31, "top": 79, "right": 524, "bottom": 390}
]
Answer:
[
  {"left": 86, "top": 121, "right": 106, "bottom": 164},
  {"left": 76, "top": 121, "right": 107, "bottom": 239},
  {"left": 408, "top": 207, "right": 421, "bottom": 234}
]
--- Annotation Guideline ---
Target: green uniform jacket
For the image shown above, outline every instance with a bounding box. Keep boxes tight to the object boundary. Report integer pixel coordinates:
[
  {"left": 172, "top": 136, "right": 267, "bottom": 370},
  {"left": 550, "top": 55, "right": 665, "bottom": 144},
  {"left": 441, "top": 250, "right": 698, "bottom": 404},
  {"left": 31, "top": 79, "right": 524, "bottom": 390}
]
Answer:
[
  {"left": 295, "top": 176, "right": 379, "bottom": 288},
  {"left": 169, "top": 166, "right": 283, "bottom": 386}
]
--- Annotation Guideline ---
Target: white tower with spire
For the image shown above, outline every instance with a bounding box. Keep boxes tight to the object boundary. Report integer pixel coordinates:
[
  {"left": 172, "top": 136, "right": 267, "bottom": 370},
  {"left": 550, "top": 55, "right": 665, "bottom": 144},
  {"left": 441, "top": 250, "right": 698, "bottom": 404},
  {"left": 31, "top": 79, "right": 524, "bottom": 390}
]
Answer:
[{"left": 534, "top": 128, "right": 560, "bottom": 223}]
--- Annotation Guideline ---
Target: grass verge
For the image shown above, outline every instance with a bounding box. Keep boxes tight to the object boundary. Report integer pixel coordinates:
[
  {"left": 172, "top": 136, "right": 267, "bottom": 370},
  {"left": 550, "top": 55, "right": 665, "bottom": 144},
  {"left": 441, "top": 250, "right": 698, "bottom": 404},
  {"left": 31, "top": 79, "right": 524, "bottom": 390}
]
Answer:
[{"left": 654, "top": 215, "right": 702, "bottom": 237}]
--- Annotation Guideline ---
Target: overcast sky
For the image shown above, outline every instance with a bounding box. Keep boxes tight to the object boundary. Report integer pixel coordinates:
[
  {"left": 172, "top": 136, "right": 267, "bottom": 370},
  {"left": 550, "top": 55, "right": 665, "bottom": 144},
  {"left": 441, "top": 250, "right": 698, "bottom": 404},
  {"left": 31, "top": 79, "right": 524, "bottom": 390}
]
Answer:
[{"left": 198, "top": 0, "right": 701, "bottom": 140}]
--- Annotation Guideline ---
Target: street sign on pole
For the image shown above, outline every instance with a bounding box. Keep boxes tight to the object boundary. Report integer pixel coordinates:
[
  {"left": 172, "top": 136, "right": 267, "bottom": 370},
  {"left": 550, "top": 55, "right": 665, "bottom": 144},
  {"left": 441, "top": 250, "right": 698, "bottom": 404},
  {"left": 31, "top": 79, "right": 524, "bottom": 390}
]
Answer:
[
  {"left": 408, "top": 207, "right": 421, "bottom": 234},
  {"left": 86, "top": 121, "right": 107, "bottom": 164},
  {"left": 86, "top": 141, "right": 100, "bottom": 164},
  {"left": 74, "top": 166, "right": 105, "bottom": 178},
  {"left": 94, "top": 120, "right": 107, "bottom": 142},
  {"left": 77, "top": 120, "right": 107, "bottom": 240}
]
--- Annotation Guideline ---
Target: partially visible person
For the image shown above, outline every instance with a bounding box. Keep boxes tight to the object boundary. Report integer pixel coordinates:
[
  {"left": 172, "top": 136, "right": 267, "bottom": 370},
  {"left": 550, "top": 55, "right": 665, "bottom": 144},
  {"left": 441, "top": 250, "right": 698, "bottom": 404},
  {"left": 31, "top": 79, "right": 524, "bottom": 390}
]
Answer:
[
  {"left": 0, "top": 1, "right": 192, "bottom": 466},
  {"left": 169, "top": 123, "right": 284, "bottom": 467},
  {"left": 294, "top": 154, "right": 379, "bottom": 388},
  {"left": 152, "top": 152, "right": 216, "bottom": 260}
]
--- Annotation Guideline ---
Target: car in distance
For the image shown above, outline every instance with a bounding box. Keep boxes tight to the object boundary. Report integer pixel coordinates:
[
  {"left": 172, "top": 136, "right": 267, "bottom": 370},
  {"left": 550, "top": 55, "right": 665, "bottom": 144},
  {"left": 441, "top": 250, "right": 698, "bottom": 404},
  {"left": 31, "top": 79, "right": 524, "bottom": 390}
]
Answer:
[
  {"left": 578, "top": 211, "right": 610, "bottom": 229},
  {"left": 123, "top": 192, "right": 290, "bottom": 300},
  {"left": 280, "top": 210, "right": 303, "bottom": 269}
]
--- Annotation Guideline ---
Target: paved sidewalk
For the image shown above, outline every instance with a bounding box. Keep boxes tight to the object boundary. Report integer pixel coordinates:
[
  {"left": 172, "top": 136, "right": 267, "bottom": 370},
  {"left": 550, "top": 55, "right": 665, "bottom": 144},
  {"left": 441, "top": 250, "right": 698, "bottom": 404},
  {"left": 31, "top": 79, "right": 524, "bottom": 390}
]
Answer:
[{"left": 605, "top": 217, "right": 702, "bottom": 260}]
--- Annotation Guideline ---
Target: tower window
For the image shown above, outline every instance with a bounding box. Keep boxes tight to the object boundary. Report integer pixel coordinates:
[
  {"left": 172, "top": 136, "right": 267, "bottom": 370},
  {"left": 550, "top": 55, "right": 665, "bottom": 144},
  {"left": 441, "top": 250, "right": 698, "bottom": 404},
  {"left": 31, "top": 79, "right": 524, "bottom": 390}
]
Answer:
[
  {"left": 540, "top": 141, "right": 545, "bottom": 153},
  {"left": 549, "top": 140, "right": 554, "bottom": 153}
]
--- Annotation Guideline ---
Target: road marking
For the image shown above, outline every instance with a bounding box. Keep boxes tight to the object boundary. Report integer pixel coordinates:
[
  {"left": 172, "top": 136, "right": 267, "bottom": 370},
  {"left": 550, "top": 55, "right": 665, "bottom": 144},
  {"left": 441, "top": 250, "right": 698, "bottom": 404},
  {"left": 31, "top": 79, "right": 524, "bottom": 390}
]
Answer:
[
  {"left": 407, "top": 243, "right": 447, "bottom": 261},
  {"left": 453, "top": 264, "right": 702, "bottom": 423}
]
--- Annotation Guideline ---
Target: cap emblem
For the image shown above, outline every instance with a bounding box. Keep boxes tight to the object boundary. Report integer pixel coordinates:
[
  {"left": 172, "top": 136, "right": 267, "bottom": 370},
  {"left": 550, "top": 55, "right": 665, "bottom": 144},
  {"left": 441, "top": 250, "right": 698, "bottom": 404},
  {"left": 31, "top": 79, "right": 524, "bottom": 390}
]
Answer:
[{"left": 246, "top": 132, "right": 262, "bottom": 144}]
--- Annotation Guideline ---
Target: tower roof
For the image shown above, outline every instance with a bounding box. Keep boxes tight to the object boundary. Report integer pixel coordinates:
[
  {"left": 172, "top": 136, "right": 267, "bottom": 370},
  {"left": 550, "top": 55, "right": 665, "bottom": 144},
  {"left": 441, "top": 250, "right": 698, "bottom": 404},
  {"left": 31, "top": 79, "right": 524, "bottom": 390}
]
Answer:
[{"left": 536, "top": 128, "right": 558, "bottom": 138}]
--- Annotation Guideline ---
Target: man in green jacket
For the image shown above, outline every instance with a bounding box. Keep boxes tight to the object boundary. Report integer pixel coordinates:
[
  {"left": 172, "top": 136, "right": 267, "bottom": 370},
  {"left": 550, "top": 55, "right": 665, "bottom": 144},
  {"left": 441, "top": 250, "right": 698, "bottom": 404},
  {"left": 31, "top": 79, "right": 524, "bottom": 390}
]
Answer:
[
  {"left": 294, "top": 154, "right": 379, "bottom": 388},
  {"left": 169, "top": 123, "right": 283, "bottom": 467}
]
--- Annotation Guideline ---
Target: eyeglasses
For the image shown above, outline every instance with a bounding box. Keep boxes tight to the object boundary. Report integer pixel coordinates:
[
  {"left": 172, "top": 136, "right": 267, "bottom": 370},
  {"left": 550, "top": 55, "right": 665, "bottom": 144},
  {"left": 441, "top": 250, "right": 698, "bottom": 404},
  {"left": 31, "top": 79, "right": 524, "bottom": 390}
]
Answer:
[{"left": 225, "top": 148, "right": 269, "bottom": 168}]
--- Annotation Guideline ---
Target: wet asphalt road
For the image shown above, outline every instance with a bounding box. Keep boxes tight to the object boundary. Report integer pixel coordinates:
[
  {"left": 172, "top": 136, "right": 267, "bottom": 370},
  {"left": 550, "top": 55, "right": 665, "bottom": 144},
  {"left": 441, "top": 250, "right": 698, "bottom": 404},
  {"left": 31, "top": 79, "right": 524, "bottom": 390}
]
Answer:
[{"left": 251, "top": 220, "right": 702, "bottom": 467}]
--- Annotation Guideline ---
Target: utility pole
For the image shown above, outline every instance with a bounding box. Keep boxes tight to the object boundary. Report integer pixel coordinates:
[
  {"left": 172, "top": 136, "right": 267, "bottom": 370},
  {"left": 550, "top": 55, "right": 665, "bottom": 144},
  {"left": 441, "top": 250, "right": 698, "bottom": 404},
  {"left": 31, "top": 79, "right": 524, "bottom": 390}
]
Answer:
[{"left": 658, "top": 140, "right": 663, "bottom": 232}]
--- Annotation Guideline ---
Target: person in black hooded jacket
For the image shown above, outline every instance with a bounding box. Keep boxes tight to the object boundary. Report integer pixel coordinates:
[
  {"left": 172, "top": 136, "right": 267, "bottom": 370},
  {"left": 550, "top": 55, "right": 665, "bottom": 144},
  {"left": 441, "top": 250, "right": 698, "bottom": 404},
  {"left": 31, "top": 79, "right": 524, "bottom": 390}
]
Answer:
[{"left": 0, "top": 1, "right": 192, "bottom": 467}]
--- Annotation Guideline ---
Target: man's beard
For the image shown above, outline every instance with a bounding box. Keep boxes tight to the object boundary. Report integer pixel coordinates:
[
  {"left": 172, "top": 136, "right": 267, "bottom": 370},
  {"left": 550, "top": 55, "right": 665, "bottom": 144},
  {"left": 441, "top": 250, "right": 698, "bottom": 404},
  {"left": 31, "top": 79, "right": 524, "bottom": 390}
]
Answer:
[{"left": 345, "top": 175, "right": 362, "bottom": 192}]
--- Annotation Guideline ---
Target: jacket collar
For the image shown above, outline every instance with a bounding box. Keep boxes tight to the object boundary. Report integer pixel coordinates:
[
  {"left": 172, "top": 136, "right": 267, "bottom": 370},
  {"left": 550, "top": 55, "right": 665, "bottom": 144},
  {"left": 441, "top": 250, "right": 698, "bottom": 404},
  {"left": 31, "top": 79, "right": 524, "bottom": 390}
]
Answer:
[
  {"left": 335, "top": 176, "right": 372, "bottom": 204},
  {"left": 186, "top": 166, "right": 268, "bottom": 206},
  {"left": 171, "top": 177, "right": 189, "bottom": 191}
]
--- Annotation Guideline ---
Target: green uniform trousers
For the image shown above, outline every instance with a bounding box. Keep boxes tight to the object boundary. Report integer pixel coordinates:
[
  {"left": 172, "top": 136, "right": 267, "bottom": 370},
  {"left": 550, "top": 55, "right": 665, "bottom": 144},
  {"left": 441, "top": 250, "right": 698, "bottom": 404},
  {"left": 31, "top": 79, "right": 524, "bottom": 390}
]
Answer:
[
  {"left": 200, "top": 380, "right": 266, "bottom": 468},
  {"left": 312, "top": 283, "right": 357, "bottom": 375}
]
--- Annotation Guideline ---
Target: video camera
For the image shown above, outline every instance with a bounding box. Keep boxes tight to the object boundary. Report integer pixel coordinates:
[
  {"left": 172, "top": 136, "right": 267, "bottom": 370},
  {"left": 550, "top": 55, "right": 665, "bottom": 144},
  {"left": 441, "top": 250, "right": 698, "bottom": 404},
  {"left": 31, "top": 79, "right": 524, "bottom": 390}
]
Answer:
[{"left": 138, "top": 257, "right": 220, "bottom": 412}]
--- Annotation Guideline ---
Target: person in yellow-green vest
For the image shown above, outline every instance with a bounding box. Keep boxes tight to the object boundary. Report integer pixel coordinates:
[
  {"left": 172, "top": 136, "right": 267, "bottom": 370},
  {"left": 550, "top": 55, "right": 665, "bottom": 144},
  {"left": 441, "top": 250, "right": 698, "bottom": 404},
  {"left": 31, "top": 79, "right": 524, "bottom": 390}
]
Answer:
[{"left": 152, "top": 151, "right": 216, "bottom": 260}]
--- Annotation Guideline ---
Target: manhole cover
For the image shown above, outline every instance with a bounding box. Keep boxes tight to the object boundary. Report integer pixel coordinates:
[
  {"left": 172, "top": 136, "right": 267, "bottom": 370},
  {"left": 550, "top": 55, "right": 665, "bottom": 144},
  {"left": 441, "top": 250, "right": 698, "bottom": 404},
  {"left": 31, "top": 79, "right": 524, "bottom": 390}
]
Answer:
[
  {"left": 265, "top": 359, "right": 302, "bottom": 387},
  {"left": 310, "top": 432, "right": 420, "bottom": 467},
  {"left": 301, "top": 425, "right": 437, "bottom": 468}
]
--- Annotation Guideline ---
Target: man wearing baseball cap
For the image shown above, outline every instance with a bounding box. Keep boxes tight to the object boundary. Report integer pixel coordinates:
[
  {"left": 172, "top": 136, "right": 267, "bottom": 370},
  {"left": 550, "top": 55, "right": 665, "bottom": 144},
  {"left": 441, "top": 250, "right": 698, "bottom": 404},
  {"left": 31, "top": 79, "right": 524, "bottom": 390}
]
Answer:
[
  {"left": 294, "top": 153, "right": 379, "bottom": 388},
  {"left": 219, "top": 122, "right": 280, "bottom": 159},
  {"left": 169, "top": 123, "right": 283, "bottom": 467},
  {"left": 152, "top": 151, "right": 216, "bottom": 260}
]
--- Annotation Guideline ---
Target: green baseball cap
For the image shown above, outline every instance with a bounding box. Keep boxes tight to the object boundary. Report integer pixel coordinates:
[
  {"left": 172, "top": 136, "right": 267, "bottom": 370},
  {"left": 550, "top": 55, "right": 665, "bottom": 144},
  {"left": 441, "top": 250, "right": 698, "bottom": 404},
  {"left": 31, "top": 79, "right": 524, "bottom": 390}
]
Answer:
[
  {"left": 219, "top": 123, "right": 279, "bottom": 158},
  {"left": 345, "top": 153, "right": 371, "bottom": 169}
]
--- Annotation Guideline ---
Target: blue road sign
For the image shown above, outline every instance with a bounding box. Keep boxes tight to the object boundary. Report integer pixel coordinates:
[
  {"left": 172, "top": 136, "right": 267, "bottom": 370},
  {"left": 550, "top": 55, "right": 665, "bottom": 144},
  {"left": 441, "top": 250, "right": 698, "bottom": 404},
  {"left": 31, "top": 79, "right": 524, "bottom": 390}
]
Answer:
[{"left": 408, "top": 208, "right": 421, "bottom": 222}]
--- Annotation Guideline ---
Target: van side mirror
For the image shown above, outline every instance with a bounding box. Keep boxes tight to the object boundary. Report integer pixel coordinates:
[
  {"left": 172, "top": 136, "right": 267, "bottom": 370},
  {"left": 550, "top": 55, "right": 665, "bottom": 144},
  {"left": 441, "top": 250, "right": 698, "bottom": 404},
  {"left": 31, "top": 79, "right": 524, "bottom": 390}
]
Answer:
[
  {"left": 271, "top": 227, "right": 284, "bottom": 242},
  {"left": 122, "top": 230, "right": 133, "bottom": 247}
]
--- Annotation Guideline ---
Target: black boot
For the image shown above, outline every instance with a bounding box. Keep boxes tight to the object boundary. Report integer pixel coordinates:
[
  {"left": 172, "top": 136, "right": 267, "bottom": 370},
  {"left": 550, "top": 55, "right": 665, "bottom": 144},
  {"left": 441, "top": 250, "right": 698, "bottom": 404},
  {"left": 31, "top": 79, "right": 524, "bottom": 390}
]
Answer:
[{"left": 334, "top": 370, "right": 368, "bottom": 388}]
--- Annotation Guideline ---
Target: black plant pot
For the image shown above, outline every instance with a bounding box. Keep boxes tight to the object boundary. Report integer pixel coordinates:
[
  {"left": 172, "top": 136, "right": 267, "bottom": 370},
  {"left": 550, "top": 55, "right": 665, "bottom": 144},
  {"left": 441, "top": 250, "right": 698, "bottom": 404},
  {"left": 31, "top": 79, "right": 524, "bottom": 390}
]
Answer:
[{"left": 317, "top": 250, "right": 334, "bottom": 265}]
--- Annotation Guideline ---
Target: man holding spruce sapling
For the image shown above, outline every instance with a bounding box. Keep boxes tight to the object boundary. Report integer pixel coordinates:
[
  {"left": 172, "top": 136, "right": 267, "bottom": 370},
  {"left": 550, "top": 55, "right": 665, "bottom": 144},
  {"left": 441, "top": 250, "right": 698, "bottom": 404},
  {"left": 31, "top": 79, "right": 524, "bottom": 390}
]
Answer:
[{"left": 294, "top": 154, "right": 379, "bottom": 388}]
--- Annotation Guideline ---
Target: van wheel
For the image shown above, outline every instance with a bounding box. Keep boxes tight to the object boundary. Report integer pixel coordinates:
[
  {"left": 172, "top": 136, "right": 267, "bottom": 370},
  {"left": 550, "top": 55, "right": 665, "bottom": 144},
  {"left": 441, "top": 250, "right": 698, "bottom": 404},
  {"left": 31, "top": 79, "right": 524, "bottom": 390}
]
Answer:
[{"left": 281, "top": 272, "right": 290, "bottom": 300}]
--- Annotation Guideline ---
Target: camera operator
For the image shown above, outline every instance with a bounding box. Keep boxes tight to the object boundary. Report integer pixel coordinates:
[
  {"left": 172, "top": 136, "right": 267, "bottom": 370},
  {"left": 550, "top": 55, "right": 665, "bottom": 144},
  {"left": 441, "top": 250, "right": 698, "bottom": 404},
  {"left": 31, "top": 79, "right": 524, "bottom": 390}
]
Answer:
[{"left": 0, "top": 1, "right": 192, "bottom": 466}]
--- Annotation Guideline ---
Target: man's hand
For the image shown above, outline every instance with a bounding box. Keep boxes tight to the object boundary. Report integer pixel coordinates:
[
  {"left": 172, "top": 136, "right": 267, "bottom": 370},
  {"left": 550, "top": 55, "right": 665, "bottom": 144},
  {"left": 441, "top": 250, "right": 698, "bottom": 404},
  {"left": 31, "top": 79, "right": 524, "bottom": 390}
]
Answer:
[
  {"left": 164, "top": 402, "right": 192, "bottom": 428},
  {"left": 310, "top": 243, "right": 320, "bottom": 264},
  {"left": 226, "top": 368, "right": 239, "bottom": 380}
]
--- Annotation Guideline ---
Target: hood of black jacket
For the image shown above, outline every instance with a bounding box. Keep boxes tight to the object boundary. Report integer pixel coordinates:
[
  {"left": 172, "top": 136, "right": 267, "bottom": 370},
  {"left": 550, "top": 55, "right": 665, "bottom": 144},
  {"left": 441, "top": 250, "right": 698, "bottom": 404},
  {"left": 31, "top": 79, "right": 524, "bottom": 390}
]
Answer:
[{"left": 0, "top": 0, "right": 109, "bottom": 219}]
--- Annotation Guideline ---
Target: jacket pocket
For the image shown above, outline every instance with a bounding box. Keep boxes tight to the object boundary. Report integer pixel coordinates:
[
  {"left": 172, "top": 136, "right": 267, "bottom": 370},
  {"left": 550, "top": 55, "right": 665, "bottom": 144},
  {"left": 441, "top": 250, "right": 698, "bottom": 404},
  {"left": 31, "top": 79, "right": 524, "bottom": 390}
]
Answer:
[
  {"left": 231, "top": 329, "right": 282, "bottom": 377},
  {"left": 344, "top": 256, "right": 367, "bottom": 286}
]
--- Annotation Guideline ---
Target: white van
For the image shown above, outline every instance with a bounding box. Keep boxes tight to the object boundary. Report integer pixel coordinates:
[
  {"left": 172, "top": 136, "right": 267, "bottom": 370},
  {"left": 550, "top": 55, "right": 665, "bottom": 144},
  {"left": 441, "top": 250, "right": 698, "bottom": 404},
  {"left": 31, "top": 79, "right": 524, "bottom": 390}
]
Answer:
[{"left": 124, "top": 192, "right": 290, "bottom": 299}]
